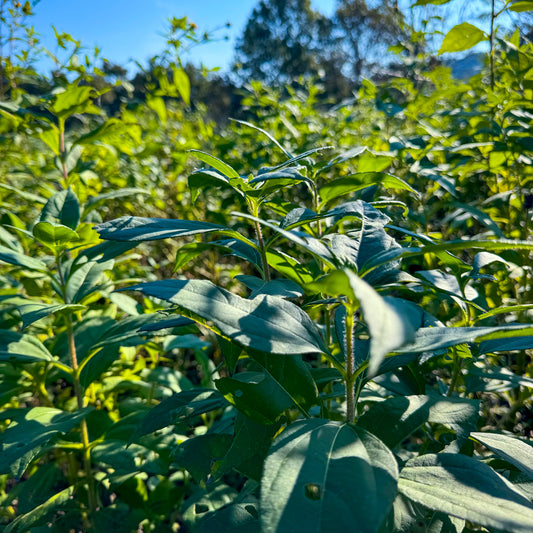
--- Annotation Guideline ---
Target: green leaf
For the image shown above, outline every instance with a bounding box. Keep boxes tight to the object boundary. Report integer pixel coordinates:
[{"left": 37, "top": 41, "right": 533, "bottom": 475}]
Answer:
[
  {"left": 4, "top": 486, "right": 75, "bottom": 533},
  {"left": 398, "top": 453, "right": 533, "bottom": 532},
  {"left": 216, "top": 413, "right": 280, "bottom": 481},
  {"left": 50, "top": 85, "right": 99, "bottom": 118},
  {"left": 361, "top": 239, "right": 533, "bottom": 278},
  {"left": 358, "top": 395, "right": 480, "bottom": 448},
  {"left": 96, "top": 216, "right": 242, "bottom": 243},
  {"left": 126, "top": 279, "right": 327, "bottom": 355},
  {"left": 175, "top": 434, "right": 233, "bottom": 481},
  {"left": 319, "top": 172, "right": 418, "bottom": 206},
  {"left": 40, "top": 188, "right": 80, "bottom": 230},
  {"left": 65, "top": 259, "right": 112, "bottom": 303},
  {"left": 509, "top": 1, "right": 533, "bottom": 12},
  {"left": 131, "top": 389, "right": 227, "bottom": 441},
  {"left": 0, "top": 407, "right": 93, "bottom": 477},
  {"left": 195, "top": 502, "right": 260, "bottom": 533},
  {"left": 0, "top": 330, "right": 54, "bottom": 364},
  {"left": 470, "top": 432, "right": 533, "bottom": 480},
  {"left": 216, "top": 371, "right": 296, "bottom": 424},
  {"left": 33, "top": 221, "right": 79, "bottom": 246},
  {"left": 310, "top": 270, "right": 416, "bottom": 376},
  {"left": 18, "top": 302, "right": 86, "bottom": 330},
  {"left": 173, "top": 66, "right": 190, "bottom": 105},
  {"left": 412, "top": 0, "right": 452, "bottom": 5},
  {"left": 188, "top": 169, "right": 237, "bottom": 203},
  {"left": 261, "top": 420, "right": 398, "bottom": 533},
  {"left": 189, "top": 150, "right": 240, "bottom": 178},
  {"left": 394, "top": 324, "right": 533, "bottom": 356},
  {"left": 438, "top": 23, "right": 486, "bottom": 54},
  {"left": 235, "top": 275, "right": 304, "bottom": 299},
  {"left": 475, "top": 304, "right": 533, "bottom": 322},
  {"left": 0, "top": 244, "right": 47, "bottom": 271}
]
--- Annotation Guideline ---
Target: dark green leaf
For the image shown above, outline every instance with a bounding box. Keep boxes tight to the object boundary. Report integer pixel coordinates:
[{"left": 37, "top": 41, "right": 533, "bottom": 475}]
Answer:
[
  {"left": 398, "top": 453, "right": 533, "bottom": 532},
  {"left": 470, "top": 432, "right": 533, "bottom": 480},
  {"left": 39, "top": 188, "right": 80, "bottom": 230},
  {"left": 131, "top": 389, "right": 227, "bottom": 441},
  {"left": 18, "top": 303, "right": 86, "bottom": 330},
  {"left": 0, "top": 407, "right": 93, "bottom": 477},
  {"left": 0, "top": 244, "right": 47, "bottom": 271},
  {"left": 358, "top": 395, "right": 480, "bottom": 448},
  {"left": 4, "top": 486, "right": 75, "bottom": 533},
  {"left": 261, "top": 420, "right": 398, "bottom": 533},
  {"left": 126, "top": 279, "right": 327, "bottom": 355}
]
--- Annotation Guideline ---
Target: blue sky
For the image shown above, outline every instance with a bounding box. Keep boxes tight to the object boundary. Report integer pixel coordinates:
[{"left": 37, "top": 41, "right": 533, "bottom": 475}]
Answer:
[{"left": 30, "top": 0, "right": 336, "bottom": 73}]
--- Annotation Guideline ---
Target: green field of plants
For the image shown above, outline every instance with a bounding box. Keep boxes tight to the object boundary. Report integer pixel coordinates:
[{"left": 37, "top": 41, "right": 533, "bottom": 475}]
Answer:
[{"left": 1, "top": 0, "right": 533, "bottom": 531}]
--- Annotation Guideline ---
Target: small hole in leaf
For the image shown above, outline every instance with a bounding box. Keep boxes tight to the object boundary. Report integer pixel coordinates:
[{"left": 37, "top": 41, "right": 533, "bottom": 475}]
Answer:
[
  {"left": 234, "top": 389, "right": 243, "bottom": 398},
  {"left": 195, "top": 503, "right": 209, "bottom": 514},
  {"left": 304, "top": 483, "right": 322, "bottom": 501},
  {"left": 245, "top": 504, "right": 258, "bottom": 519}
]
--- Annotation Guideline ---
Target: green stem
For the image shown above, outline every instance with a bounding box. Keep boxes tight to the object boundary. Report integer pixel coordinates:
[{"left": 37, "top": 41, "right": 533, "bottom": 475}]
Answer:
[
  {"left": 447, "top": 356, "right": 463, "bottom": 397},
  {"left": 490, "top": 0, "right": 495, "bottom": 90},
  {"left": 250, "top": 203, "right": 271, "bottom": 281},
  {"left": 345, "top": 309, "right": 356, "bottom": 423}
]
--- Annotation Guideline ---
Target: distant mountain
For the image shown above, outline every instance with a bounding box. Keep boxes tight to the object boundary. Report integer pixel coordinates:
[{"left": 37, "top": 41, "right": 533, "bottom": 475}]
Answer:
[{"left": 446, "top": 52, "right": 485, "bottom": 79}]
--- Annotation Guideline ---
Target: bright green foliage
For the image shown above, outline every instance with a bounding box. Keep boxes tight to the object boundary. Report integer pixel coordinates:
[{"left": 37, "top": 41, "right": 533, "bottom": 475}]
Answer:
[{"left": 0, "top": 5, "right": 533, "bottom": 533}]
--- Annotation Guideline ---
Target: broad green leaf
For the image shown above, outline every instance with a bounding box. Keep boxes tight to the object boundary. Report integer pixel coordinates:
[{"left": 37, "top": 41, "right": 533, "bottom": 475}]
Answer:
[
  {"left": 469, "top": 251, "right": 509, "bottom": 280},
  {"left": 235, "top": 275, "right": 304, "bottom": 299},
  {"left": 361, "top": 239, "right": 533, "bottom": 278},
  {"left": 268, "top": 146, "right": 334, "bottom": 173},
  {"left": 96, "top": 216, "right": 245, "bottom": 244},
  {"left": 131, "top": 389, "right": 227, "bottom": 441},
  {"left": 358, "top": 395, "right": 480, "bottom": 448},
  {"left": 394, "top": 324, "right": 533, "bottom": 356},
  {"left": 182, "top": 484, "right": 238, "bottom": 530},
  {"left": 188, "top": 169, "right": 239, "bottom": 203},
  {"left": 0, "top": 244, "right": 46, "bottom": 271},
  {"left": 39, "top": 188, "right": 80, "bottom": 230},
  {"left": 33, "top": 222, "right": 79, "bottom": 246},
  {"left": 18, "top": 302, "right": 86, "bottom": 330},
  {"left": 65, "top": 259, "right": 112, "bottom": 303},
  {"left": 175, "top": 434, "right": 233, "bottom": 481},
  {"left": 126, "top": 279, "right": 327, "bottom": 355},
  {"left": 4, "top": 486, "right": 75, "bottom": 533},
  {"left": 173, "top": 66, "right": 190, "bottom": 105},
  {"left": 261, "top": 419, "right": 398, "bottom": 533},
  {"left": 189, "top": 149, "right": 240, "bottom": 178},
  {"left": 0, "top": 330, "right": 54, "bottom": 363},
  {"left": 310, "top": 270, "right": 416, "bottom": 376},
  {"left": 470, "top": 432, "right": 533, "bottom": 480},
  {"left": 50, "top": 85, "right": 99, "bottom": 118},
  {"left": 438, "top": 23, "right": 486, "bottom": 54},
  {"left": 319, "top": 172, "right": 418, "bottom": 206},
  {"left": 0, "top": 407, "right": 93, "bottom": 477},
  {"left": 13, "top": 463, "right": 63, "bottom": 515},
  {"left": 195, "top": 502, "right": 260, "bottom": 533},
  {"left": 398, "top": 453, "right": 533, "bottom": 532},
  {"left": 509, "top": 0, "right": 533, "bottom": 11},
  {"left": 216, "top": 371, "right": 297, "bottom": 424},
  {"left": 216, "top": 413, "right": 280, "bottom": 481}
]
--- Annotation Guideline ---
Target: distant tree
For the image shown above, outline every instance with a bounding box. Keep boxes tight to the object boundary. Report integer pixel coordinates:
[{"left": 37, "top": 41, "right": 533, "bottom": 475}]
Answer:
[
  {"left": 333, "top": 0, "right": 407, "bottom": 80},
  {"left": 234, "top": 0, "right": 337, "bottom": 85}
]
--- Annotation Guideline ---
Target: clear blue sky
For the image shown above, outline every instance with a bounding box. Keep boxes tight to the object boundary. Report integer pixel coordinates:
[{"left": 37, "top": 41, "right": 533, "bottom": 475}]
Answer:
[{"left": 30, "top": 0, "right": 336, "bottom": 73}]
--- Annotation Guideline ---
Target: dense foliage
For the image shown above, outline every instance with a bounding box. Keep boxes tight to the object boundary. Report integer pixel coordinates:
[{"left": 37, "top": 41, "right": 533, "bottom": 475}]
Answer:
[{"left": 0, "top": 1, "right": 533, "bottom": 532}]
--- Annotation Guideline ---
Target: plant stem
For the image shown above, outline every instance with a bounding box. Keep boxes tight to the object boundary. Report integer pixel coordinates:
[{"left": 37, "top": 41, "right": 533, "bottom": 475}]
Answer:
[
  {"left": 447, "top": 356, "right": 463, "bottom": 397},
  {"left": 56, "top": 254, "right": 97, "bottom": 523},
  {"left": 345, "top": 309, "right": 355, "bottom": 423},
  {"left": 251, "top": 207, "right": 270, "bottom": 281},
  {"left": 490, "top": 0, "right": 495, "bottom": 90}
]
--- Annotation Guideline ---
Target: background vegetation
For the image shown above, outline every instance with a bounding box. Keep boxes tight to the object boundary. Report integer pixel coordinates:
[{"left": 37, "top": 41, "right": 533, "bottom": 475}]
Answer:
[{"left": 0, "top": 0, "right": 532, "bottom": 531}]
